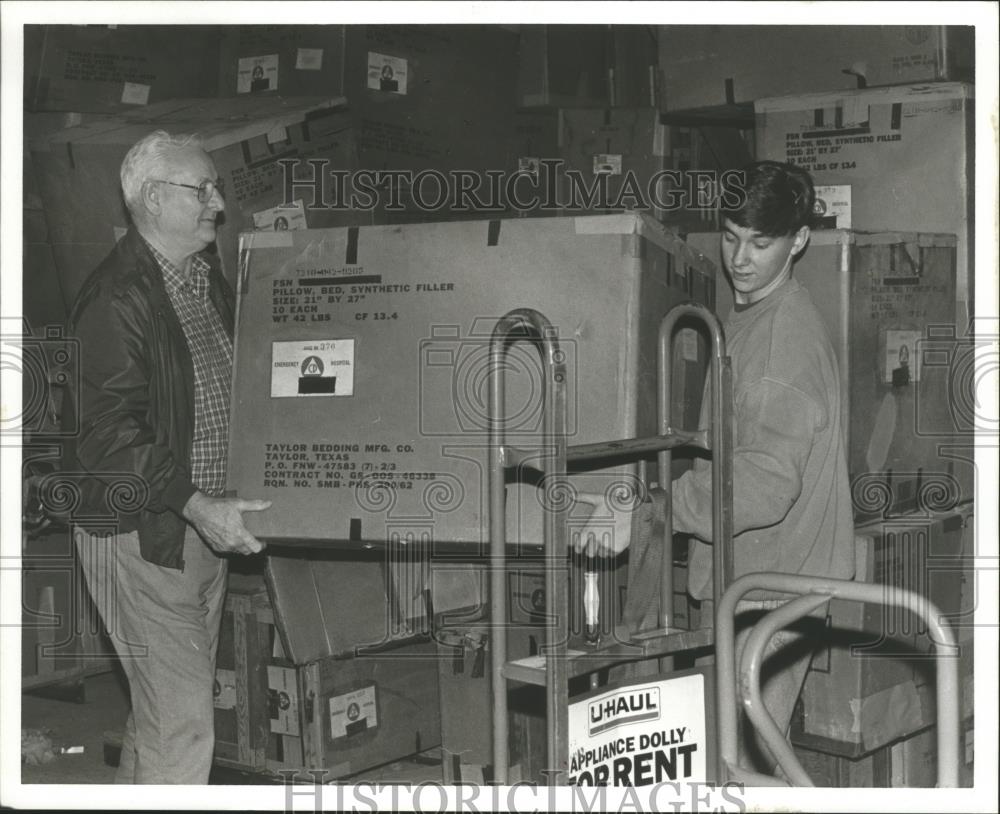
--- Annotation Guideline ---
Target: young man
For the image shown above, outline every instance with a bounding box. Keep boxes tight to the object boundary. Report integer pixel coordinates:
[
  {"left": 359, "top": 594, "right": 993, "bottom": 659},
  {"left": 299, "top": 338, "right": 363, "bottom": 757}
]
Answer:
[
  {"left": 672, "top": 161, "right": 855, "bottom": 773},
  {"left": 572, "top": 161, "right": 854, "bottom": 777},
  {"left": 64, "top": 130, "right": 270, "bottom": 783}
]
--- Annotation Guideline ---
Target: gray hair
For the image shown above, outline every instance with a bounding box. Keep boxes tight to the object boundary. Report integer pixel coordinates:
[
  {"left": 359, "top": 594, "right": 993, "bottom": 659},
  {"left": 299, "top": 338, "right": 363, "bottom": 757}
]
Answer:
[{"left": 120, "top": 130, "right": 201, "bottom": 217}]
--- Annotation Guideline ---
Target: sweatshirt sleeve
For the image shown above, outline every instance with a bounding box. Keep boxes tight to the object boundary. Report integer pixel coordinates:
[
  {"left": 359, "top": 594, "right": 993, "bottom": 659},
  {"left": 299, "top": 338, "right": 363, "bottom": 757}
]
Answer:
[{"left": 672, "top": 376, "right": 823, "bottom": 541}]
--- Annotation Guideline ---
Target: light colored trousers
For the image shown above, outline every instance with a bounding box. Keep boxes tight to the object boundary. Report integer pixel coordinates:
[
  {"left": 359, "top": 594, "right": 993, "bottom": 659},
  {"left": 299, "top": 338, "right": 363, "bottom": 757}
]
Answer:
[
  {"left": 75, "top": 525, "right": 228, "bottom": 784},
  {"left": 731, "top": 599, "right": 823, "bottom": 775}
]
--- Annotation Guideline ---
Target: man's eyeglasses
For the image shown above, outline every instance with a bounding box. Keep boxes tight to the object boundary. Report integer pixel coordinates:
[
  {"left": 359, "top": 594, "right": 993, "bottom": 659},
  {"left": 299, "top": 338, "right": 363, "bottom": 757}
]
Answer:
[{"left": 151, "top": 178, "right": 225, "bottom": 203}]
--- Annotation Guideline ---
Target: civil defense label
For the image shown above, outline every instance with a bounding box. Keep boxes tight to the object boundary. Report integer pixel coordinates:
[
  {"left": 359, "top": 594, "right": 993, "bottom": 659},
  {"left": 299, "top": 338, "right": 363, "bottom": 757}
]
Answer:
[
  {"left": 328, "top": 684, "right": 378, "bottom": 740},
  {"left": 271, "top": 339, "right": 355, "bottom": 398}
]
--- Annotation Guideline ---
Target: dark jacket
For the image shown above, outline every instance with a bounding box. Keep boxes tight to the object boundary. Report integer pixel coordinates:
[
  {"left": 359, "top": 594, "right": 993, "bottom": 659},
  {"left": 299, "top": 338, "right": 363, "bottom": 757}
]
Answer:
[{"left": 63, "top": 228, "right": 235, "bottom": 570}]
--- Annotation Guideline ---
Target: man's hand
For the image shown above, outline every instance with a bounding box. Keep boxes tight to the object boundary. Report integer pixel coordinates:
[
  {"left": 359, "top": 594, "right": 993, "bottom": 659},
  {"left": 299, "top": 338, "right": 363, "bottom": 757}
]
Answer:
[{"left": 182, "top": 492, "right": 271, "bottom": 556}]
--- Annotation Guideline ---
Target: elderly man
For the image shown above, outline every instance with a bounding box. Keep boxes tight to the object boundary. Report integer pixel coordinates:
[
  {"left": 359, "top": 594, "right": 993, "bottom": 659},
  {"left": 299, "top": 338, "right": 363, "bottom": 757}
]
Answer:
[{"left": 65, "top": 130, "right": 270, "bottom": 783}]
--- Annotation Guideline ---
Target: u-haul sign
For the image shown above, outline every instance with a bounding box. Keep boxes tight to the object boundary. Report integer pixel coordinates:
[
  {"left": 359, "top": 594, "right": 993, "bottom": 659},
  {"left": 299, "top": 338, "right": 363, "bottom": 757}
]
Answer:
[
  {"left": 588, "top": 688, "right": 660, "bottom": 736},
  {"left": 569, "top": 673, "right": 710, "bottom": 786}
]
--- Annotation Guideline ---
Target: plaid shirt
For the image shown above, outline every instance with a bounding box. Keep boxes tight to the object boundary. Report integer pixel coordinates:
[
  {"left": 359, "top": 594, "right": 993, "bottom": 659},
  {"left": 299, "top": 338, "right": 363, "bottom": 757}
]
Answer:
[{"left": 147, "top": 241, "right": 233, "bottom": 496}]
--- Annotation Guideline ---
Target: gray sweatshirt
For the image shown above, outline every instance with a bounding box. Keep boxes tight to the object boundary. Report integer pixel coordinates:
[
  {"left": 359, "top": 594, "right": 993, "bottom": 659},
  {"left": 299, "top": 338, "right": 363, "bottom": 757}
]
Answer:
[{"left": 672, "top": 278, "right": 855, "bottom": 601}]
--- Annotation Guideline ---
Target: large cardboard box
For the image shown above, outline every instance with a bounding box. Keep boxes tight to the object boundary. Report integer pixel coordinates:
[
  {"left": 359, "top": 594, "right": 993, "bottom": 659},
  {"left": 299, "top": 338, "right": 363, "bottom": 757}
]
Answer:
[
  {"left": 24, "top": 24, "right": 221, "bottom": 113},
  {"left": 228, "top": 25, "right": 521, "bottom": 225},
  {"left": 217, "top": 25, "right": 347, "bottom": 98},
  {"left": 213, "top": 574, "right": 273, "bottom": 773},
  {"left": 228, "top": 214, "right": 716, "bottom": 548},
  {"left": 518, "top": 25, "right": 610, "bottom": 108},
  {"left": 298, "top": 640, "right": 441, "bottom": 779},
  {"left": 556, "top": 108, "right": 669, "bottom": 218},
  {"left": 21, "top": 529, "right": 115, "bottom": 690},
  {"left": 263, "top": 552, "right": 427, "bottom": 666},
  {"left": 509, "top": 107, "right": 752, "bottom": 227},
  {"left": 339, "top": 25, "right": 520, "bottom": 223},
  {"left": 436, "top": 555, "right": 637, "bottom": 783},
  {"left": 754, "top": 83, "right": 974, "bottom": 318},
  {"left": 657, "top": 26, "right": 973, "bottom": 111},
  {"left": 437, "top": 619, "right": 544, "bottom": 783},
  {"left": 795, "top": 507, "right": 973, "bottom": 755},
  {"left": 23, "top": 113, "right": 106, "bottom": 331},
  {"left": 793, "top": 725, "right": 938, "bottom": 787},
  {"left": 343, "top": 25, "right": 518, "bottom": 172},
  {"left": 23, "top": 213, "right": 69, "bottom": 331},
  {"left": 687, "top": 229, "right": 974, "bottom": 516},
  {"left": 28, "top": 96, "right": 354, "bottom": 301}
]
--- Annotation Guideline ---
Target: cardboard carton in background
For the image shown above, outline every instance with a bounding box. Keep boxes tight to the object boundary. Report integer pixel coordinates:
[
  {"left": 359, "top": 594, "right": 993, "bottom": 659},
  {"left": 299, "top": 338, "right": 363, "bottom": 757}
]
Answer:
[
  {"left": 28, "top": 96, "right": 353, "bottom": 299},
  {"left": 24, "top": 24, "right": 221, "bottom": 113},
  {"left": 217, "top": 25, "right": 347, "bottom": 99},
  {"left": 518, "top": 25, "right": 610, "bottom": 108},
  {"left": 657, "top": 25, "right": 973, "bottom": 111},
  {"left": 754, "top": 82, "right": 974, "bottom": 321}
]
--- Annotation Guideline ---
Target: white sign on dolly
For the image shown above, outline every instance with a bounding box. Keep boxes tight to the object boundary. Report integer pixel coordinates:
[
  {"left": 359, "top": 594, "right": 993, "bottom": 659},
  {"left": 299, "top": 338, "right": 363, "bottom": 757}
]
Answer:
[{"left": 568, "top": 667, "right": 716, "bottom": 786}]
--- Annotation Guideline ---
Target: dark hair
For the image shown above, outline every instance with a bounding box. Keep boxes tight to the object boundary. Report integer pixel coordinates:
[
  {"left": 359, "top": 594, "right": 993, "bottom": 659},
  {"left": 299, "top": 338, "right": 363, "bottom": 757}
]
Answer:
[{"left": 722, "top": 161, "right": 815, "bottom": 237}]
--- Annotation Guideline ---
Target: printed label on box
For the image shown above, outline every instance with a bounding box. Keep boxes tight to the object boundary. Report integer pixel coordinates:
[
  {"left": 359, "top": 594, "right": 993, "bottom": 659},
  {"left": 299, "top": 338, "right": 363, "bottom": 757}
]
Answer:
[
  {"left": 813, "top": 185, "right": 852, "bottom": 230},
  {"left": 884, "top": 330, "right": 922, "bottom": 383},
  {"left": 237, "top": 54, "right": 280, "bottom": 94},
  {"left": 267, "top": 665, "right": 300, "bottom": 736},
  {"left": 271, "top": 340, "right": 355, "bottom": 398},
  {"left": 254, "top": 201, "right": 307, "bottom": 232},
  {"left": 296, "top": 48, "right": 324, "bottom": 71},
  {"left": 266, "top": 125, "right": 289, "bottom": 145},
  {"left": 328, "top": 684, "right": 378, "bottom": 740},
  {"left": 679, "top": 328, "right": 699, "bottom": 363},
  {"left": 213, "top": 668, "right": 237, "bottom": 710},
  {"left": 593, "top": 154, "right": 622, "bottom": 175},
  {"left": 120, "top": 82, "right": 150, "bottom": 106},
  {"left": 518, "top": 157, "right": 541, "bottom": 178},
  {"left": 368, "top": 52, "right": 407, "bottom": 95}
]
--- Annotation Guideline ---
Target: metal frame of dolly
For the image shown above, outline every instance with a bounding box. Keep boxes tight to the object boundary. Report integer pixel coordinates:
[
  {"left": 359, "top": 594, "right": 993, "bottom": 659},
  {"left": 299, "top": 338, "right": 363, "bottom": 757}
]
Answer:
[
  {"left": 717, "top": 573, "right": 961, "bottom": 787},
  {"left": 486, "top": 303, "right": 734, "bottom": 785}
]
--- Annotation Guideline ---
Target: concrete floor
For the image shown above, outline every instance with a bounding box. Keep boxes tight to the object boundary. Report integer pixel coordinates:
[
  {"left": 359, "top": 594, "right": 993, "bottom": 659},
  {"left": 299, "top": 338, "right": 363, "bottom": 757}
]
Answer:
[
  {"left": 20, "top": 667, "right": 444, "bottom": 786},
  {"left": 21, "top": 670, "right": 123, "bottom": 784}
]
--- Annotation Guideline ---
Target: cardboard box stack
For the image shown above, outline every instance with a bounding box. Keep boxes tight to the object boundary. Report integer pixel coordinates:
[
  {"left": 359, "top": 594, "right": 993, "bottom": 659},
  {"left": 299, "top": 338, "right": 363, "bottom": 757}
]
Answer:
[
  {"left": 214, "top": 560, "right": 441, "bottom": 778},
  {"left": 688, "top": 229, "right": 974, "bottom": 515},
  {"left": 28, "top": 95, "right": 354, "bottom": 297},
  {"left": 754, "top": 82, "right": 975, "bottom": 324},
  {"left": 24, "top": 24, "right": 221, "bottom": 113},
  {"left": 657, "top": 25, "right": 973, "bottom": 112}
]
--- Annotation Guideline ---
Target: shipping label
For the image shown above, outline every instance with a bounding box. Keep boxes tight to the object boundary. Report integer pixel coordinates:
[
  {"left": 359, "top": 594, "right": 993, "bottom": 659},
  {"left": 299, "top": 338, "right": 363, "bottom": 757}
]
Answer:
[
  {"left": 267, "top": 665, "right": 301, "bottom": 736},
  {"left": 885, "top": 330, "right": 923, "bottom": 384},
  {"left": 328, "top": 684, "right": 378, "bottom": 740},
  {"left": 593, "top": 154, "right": 623, "bottom": 175},
  {"left": 813, "top": 184, "right": 852, "bottom": 230},
  {"left": 568, "top": 674, "right": 709, "bottom": 785},
  {"left": 213, "top": 668, "right": 237, "bottom": 711},
  {"left": 367, "top": 52, "right": 407, "bottom": 94},
  {"left": 679, "top": 328, "right": 700, "bottom": 363},
  {"left": 237, "top": 54, "right": 279, "bottom": 94},
  {"left": 296, "top": 48, "right": 324, "bottom": 71},
  {"left": 270, "top": 339, "right": 355, "bottom": 398},
  {"left": 518, "top": 157, "right": 542, "bottom": 178},
  {"left": 120, "top": 82, "right": 150, "bottom": 105}
]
